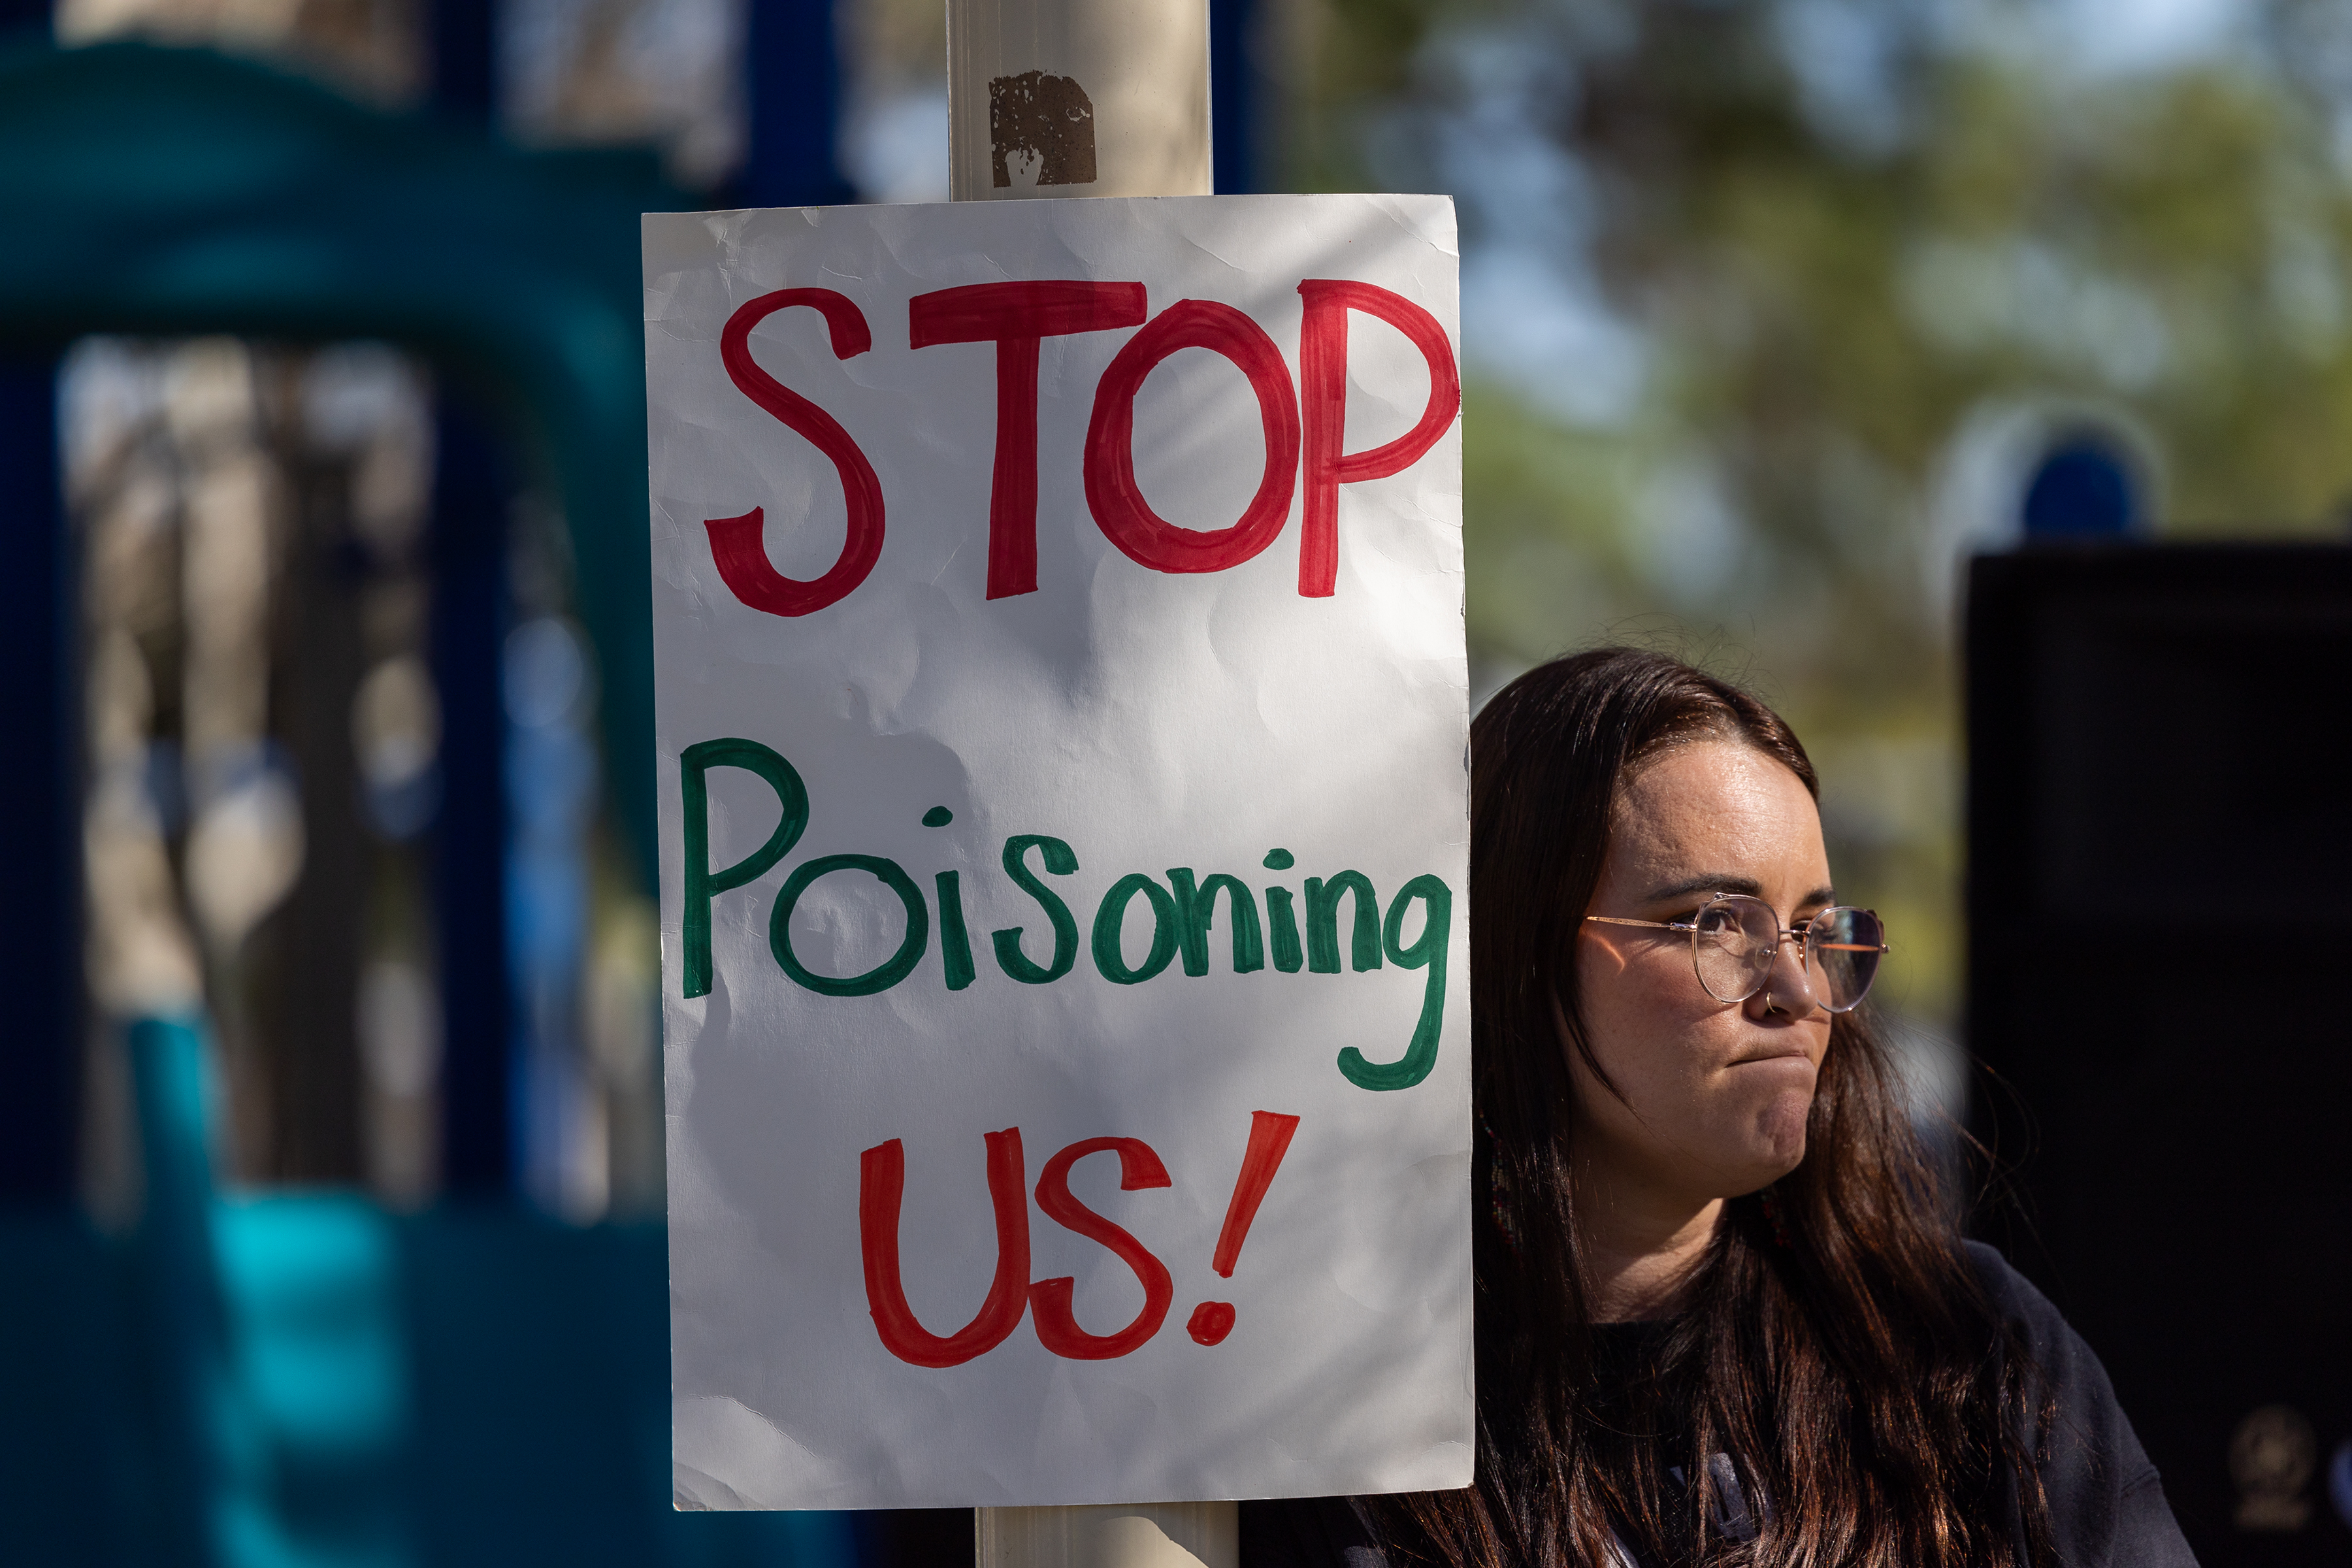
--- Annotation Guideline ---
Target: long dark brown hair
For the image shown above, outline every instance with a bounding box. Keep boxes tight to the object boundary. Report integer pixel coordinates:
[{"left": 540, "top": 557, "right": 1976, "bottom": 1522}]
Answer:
[{"left": 1373, "top": 648, "right": 2052, "bottom": 1568}]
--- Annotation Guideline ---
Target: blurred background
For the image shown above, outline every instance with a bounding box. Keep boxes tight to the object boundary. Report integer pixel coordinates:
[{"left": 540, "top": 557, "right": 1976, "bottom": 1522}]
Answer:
[{"left": 0, "top": 0, "right": 2346, "bottom": 1563}]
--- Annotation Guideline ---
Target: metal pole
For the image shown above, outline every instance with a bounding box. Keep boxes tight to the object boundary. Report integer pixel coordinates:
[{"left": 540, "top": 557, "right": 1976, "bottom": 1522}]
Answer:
[
  {"left": 0, "top": 351, "right": 77, "bottom": 1203},
  {"left": 428, "top": 402, "right": 514, "bottom": 1194},
  {"left": 952, "top": 0, "right": 1233, "bottom": 1558}
]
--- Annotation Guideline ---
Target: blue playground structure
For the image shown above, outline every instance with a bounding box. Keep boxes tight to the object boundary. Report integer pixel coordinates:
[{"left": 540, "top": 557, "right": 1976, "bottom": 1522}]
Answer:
[
  {"left": 0, "top": 19, "right": 870, "bottom": 1565},
  {"left": 2, "top": 1016, "right": 857, "bottom": 1566}
]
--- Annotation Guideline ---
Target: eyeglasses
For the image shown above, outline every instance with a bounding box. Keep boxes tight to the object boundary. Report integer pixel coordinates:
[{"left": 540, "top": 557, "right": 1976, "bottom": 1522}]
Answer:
[{"left": 1583, "top": 893, "right": 1888, "bottom": 1013}]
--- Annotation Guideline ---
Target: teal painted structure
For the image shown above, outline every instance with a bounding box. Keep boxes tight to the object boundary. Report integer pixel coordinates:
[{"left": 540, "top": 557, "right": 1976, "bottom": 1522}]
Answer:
[
  {"left": 0, "top": 37, "right": 860, "bottom": 1566},
  {"left": 0, "top": 37, "right": 668, "bottom": 886},
  {"left": 0, "top": 1017, "right": 858, "bottom": 1566}
]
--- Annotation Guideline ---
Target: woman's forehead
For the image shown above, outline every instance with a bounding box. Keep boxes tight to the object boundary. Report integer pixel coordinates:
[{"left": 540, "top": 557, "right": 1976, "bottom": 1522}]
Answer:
[{"left": 1609, "top": 740, "right": 1827, "bottom": 879}]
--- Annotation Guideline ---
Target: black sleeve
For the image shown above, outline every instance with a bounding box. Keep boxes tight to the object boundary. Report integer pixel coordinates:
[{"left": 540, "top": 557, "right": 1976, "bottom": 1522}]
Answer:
[
  {"left": 1239, "top": 1495, "right": 1390, "bottom": 1568},
  {"left": 1965, "top": 1241, "right": 2199, "bottom": 1568}
]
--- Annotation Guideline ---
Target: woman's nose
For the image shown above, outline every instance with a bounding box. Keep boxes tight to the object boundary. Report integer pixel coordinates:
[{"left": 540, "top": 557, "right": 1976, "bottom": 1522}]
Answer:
[{"left": 1748, "top": 933, "right": 1820, "bottom": 1018}]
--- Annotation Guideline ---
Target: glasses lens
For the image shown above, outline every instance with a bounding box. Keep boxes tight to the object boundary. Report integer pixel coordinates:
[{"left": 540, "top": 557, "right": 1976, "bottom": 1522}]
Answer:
[
  {"left": 1806, "top": 907, "right": 1884, "bottom": 1012},
  {"left": 1691, "top": 896, "right": 1777, "bottom": 1004}
]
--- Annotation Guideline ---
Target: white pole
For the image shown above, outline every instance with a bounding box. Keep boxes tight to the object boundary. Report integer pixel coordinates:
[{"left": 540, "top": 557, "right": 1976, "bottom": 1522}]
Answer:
[
  {"left": 945, "top": 0, "right": 1212, "bottom": 201},
  {"left": 948, "top": 0, "right": 1234, "bottom": 1559},
  {"left": 979, "top": 1501, "right": 1238, "bottom": 1566}
]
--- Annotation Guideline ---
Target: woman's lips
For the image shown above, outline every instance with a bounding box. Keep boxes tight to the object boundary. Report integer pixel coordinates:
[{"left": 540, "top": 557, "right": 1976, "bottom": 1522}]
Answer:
[{"left": 1728, "top": 1045, "right": 1815, "bottom": 1068}]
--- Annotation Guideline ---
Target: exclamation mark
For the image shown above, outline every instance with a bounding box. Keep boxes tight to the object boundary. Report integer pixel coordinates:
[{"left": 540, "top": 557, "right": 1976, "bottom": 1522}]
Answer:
[{"left": 1186, "top": 1111, "right": 1301, "bottom": 1346}]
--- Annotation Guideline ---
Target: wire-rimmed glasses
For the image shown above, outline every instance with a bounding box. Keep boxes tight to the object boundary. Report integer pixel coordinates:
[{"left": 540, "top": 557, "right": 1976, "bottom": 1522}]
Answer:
[{"left": 1583, "top": 893, "right": 1888, "bottom": 1013}]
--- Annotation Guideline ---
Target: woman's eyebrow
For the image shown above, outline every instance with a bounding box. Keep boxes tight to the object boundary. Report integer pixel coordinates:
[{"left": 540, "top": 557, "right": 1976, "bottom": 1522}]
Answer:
[
  {"left": 1637, "top": 875, "right": 1840, "bottom": 907},
  {"left": 1641, "top": 874, "right": 1763, "bottom": 903}
]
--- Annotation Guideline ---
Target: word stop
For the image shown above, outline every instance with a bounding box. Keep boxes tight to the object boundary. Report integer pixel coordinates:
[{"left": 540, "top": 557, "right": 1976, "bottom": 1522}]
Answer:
[{"left": 703, "top": 278, "right": 1460, "bottom": 616}]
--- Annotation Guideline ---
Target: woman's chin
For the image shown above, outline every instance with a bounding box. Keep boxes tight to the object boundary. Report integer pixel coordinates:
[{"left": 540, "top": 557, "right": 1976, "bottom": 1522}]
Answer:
[{"left": 1748, "top": 1091, "right": 1814, "bottom": 1171}]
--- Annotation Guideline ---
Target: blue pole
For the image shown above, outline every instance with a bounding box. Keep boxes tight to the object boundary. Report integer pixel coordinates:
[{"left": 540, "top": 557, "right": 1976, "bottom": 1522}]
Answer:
[
  {"left": 0, "top": 353, "right": 78, "bottom": 1203},
  {"left": 126, "top": 1016, "right": 230, "bottom": 1568},
  {"left": 428, "top": 0, "right": 496, "bottom": 127},
  {"left": 738, "top": 0, "right": 855, "bottom": 207},
  {"left": 431, "top": 403, "right": 515, "bottom": 1194},
  {"left": 0, "top": 0, "right": 48, "bottom": 39},
  {"left": 1211, "top": 0, "right": 1260, "bottom": 193},
  {"left": 427, "top": 0, "right": 514, "bottom": 1197}
]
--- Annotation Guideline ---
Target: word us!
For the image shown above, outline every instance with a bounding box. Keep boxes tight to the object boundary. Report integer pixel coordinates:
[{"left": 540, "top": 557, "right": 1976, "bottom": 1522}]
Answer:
[{"left": 863, "top": 1113, "right": 1299, "bottom": 1367}]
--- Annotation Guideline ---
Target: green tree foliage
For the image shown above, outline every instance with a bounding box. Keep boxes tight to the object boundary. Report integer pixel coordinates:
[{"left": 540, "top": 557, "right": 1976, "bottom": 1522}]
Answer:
[{"left": 1297, "top": 0, "right": 2352, "bottom": 1034}]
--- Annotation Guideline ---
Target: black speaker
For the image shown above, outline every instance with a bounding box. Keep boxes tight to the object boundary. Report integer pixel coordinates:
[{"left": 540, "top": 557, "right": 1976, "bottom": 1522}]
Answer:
[{"left": 1966, "top": 544, "right": 2352, "bottom": 1565}]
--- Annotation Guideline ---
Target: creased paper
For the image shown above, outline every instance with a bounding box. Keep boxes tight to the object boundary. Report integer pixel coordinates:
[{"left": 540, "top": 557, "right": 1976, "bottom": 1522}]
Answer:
[{"left": 647, "top": 194, "right": 1471, "bottom": 1509}]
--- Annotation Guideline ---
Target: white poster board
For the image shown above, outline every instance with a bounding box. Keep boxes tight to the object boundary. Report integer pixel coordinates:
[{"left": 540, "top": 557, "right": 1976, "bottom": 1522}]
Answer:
[{"left": 645, "top": 193, "right": 1471, "bottom": 1511}]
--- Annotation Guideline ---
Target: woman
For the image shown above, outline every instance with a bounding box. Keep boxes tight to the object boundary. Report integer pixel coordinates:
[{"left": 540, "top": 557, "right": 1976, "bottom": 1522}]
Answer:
[{"left": 1243, "top": 649, "right": 2193, "bottom": 1567}]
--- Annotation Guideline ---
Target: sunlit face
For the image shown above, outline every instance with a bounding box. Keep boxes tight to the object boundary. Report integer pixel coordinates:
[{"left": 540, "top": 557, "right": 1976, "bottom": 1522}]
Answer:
[{"left": 1570, "top": 738, "right": 1837, "bottom": 1207}]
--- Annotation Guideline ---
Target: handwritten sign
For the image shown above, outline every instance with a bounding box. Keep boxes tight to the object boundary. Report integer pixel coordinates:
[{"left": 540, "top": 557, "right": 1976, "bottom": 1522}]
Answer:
[{"left": 647, "top": 195, "right": 1471, "bottom": 1510}]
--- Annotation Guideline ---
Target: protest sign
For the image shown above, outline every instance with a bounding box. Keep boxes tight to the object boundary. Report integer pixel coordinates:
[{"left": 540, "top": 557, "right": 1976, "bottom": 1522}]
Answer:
[{"left": 645, "top": 193, "right": 1471, "bottom": 1511}]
